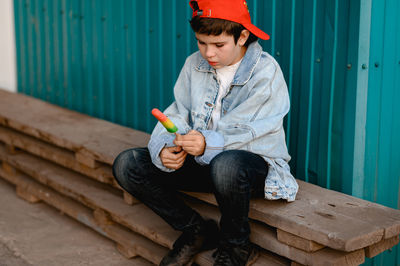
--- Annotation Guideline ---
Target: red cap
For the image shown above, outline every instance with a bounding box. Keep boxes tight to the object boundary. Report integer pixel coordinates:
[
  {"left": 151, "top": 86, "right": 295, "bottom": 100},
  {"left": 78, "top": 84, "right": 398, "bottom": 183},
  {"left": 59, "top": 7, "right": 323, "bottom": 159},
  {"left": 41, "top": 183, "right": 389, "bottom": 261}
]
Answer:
[{"left": 189, "top": 0, "right": 270, "bottom": 40}]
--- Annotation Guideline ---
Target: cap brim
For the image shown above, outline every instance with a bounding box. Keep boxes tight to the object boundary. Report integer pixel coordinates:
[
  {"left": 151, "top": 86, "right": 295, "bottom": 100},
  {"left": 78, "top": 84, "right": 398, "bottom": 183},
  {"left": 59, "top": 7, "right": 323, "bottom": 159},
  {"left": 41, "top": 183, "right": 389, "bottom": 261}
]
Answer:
[{"left": 244, "top": 23, "right": 270, "bottom": 40}]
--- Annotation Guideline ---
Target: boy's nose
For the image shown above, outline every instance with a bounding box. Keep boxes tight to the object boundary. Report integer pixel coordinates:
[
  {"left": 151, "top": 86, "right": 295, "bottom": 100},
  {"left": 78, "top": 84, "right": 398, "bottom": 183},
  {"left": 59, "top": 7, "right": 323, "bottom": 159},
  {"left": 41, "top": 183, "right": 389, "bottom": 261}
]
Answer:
[{"left": 205, "top": 46, "right": 216, "bottom": 58}]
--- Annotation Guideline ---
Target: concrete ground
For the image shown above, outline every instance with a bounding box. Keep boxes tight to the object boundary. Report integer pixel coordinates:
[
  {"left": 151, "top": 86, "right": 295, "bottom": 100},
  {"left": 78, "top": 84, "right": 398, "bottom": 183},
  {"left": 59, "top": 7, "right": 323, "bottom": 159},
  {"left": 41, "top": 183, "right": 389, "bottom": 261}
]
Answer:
[{"left": 0, "top": 178, "right": 149, "bottom": 266}]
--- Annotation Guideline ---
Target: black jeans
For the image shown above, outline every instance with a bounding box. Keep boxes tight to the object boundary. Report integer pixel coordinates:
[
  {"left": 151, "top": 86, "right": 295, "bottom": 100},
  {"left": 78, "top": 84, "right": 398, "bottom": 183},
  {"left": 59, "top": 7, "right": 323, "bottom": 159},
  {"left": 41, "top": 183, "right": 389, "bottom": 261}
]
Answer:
[{"left": 112, "top": 148, "right": 268, "bottom": 245}]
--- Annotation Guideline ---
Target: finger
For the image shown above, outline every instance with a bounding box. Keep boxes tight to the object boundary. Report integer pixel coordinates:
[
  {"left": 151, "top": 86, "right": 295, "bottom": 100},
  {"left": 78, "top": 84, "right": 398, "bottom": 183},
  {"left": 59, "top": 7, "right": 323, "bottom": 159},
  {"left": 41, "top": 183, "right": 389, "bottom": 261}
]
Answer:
[
  {"left": 164, "top": 146, "right": 184, "bottom": 156},
  {"left": 164, "top": 155, "right": 186, "bottom": 169},
  {"left": 163, "top": 150, "right": 187, "bottom": 162},
  {"left": 187, "top": 130, "right": 202, "bottom": 135},
  {"left": 174, "top": 140, "right": 198, "bottom": 147},
  {"left": 171, "top": 145, "right": 182, "bottom": 153}
]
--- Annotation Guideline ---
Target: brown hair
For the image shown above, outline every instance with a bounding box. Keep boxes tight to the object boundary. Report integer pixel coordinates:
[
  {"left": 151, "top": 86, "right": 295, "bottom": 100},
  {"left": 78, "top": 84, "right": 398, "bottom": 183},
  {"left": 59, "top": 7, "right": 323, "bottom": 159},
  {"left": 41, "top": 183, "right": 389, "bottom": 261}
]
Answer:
[{"left": 190, "top": 16, "right": 258, "bottom": 47}]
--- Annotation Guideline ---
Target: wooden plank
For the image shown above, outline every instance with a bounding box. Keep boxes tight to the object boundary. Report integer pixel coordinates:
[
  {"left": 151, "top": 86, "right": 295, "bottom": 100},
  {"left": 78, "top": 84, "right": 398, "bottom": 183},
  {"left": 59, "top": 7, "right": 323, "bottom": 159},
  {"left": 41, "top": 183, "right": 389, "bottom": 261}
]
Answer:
[
  {"left": 0, "top": 167, "right": 168, "bottom": 265},
  {"left": 0, "top": 89, "right": 150, "bottom": 165},
  {"left": 253, "top": 252, "right": 292, "bottom": 266},
  {"left": 16, "top": 185, "right": 41, "bottom": 203},
  {"left": 277, "top": 229, "right": 325, "bottom": 252},
  {"left": 124, "top": 191, "right": 138, "bottom": 205},
  {"left": 95, "top": 213, "right": 168, "bottom": 264},
  {"left": 298, "top": 180, "right": 400, "bottom": 240},
  {"left": 5, "top": 143, "right": 19, "bottom": 154},
  {"left": 0, "top": 147, "right": 292, "bottom": 265},
  {"left": 0, "top": 140, "right": 397, "bottom": 260},
  {"left": 2, "top": 161, "right": 17, "bottom": 176},
  {"left": 291, "top": 262, "right": 305, "bottom": 266},
  {"left": 75, "top": 150, "right": 101, "bottom": 169},
  {"left": 193, "top": 245, "right": 291, "bottom": 266},
  {"left": 184, "top": 186, "right": 393, "bottom": 252},
  {"left": 185, "top": 198, "right": 365, "bottom": 266},
  {"left": 0, "top": 126, "right": 115, "bottom": 187},
  {"left": 365, "top": 235, "right": 399, "bottom": 258},
  {"left": 0, "top": 145, "right": 179, "bottom": 249}
]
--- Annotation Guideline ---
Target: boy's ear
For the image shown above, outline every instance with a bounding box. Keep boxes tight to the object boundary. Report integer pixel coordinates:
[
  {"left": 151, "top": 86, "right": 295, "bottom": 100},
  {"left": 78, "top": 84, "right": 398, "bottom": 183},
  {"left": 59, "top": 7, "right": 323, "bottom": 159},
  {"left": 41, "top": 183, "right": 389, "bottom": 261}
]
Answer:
[{"left": 238, "top": 30, "right": 250, "bottom": 46}]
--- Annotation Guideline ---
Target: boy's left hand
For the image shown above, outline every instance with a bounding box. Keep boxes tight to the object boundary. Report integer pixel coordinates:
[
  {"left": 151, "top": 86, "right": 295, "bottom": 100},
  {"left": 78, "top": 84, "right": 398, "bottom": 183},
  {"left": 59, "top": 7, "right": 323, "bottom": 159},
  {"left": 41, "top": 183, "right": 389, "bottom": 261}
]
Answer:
[{"left": 173, "top": 130, "right": 206, "bottom": 156}]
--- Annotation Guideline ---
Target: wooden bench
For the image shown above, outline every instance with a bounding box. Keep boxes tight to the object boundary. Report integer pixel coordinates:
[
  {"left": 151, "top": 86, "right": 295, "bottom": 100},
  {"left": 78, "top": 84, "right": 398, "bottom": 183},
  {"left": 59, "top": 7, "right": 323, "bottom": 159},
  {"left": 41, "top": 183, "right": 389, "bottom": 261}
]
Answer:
[{"left": 0, "top": 89, "right": 399, "bottom": 265}]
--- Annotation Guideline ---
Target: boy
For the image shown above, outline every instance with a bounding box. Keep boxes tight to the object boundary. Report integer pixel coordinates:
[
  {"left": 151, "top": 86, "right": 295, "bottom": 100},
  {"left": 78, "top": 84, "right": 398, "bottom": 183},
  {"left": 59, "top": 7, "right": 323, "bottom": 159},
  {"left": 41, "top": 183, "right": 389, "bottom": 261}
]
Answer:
[{"left": 113, "top": 0, "right": 298, "bottom": 265}]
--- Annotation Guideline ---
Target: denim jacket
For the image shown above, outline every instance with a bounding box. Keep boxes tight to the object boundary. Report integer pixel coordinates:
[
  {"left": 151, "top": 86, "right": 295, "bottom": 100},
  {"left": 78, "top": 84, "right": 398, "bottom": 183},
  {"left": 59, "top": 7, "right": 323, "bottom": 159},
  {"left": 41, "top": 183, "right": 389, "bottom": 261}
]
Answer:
[{"left": 148, "top": 42, "right": 298, "bottom": 202}]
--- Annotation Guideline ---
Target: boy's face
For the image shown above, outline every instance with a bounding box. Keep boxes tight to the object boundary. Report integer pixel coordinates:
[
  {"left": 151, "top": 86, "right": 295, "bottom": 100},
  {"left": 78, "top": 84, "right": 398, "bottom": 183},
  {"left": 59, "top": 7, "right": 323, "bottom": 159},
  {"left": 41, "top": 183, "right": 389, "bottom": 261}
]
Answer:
[{"left": 195, "top": 30, "right": 249, "bottom": 69}]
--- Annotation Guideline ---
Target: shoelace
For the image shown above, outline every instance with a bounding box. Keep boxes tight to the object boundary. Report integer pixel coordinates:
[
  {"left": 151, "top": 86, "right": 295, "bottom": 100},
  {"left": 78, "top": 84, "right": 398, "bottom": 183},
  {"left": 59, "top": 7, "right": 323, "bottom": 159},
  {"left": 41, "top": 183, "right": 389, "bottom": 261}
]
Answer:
[
  {"left": 172, "top": 233, "right": 196, "bottom": 256},
  {"left": 213, "top": 245, "right": 233, "bottom": 265}
]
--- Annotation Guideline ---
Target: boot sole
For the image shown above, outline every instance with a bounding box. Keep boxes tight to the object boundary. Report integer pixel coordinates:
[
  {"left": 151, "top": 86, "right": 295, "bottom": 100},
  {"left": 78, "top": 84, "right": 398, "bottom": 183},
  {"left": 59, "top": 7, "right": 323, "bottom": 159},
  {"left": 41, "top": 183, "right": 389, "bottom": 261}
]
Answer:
[{"left": 246, "top": 248, "right": 259, "bottom": 266}]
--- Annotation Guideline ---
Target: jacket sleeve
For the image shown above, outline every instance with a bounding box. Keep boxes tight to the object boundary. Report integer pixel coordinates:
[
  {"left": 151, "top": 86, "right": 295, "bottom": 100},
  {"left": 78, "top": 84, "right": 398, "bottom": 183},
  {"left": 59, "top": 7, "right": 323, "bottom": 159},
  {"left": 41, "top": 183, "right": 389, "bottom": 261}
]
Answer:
[
  {"left": 195, "top": 63, "right": 291, "bottom": 164},
  {"left": 147, "top": 57, "right": 193, "bottom": 172}
]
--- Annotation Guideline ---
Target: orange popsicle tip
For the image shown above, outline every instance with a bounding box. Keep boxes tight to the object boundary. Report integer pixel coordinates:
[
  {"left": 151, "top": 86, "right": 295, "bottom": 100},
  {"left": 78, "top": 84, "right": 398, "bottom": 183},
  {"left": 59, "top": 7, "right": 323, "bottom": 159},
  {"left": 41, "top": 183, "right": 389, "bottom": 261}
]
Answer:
[
  {"left": 151, "top": 108, "right": 178, "bottom": 133},
  {"left": 151, "top": 108, "right": 167, "bottom": 122}
]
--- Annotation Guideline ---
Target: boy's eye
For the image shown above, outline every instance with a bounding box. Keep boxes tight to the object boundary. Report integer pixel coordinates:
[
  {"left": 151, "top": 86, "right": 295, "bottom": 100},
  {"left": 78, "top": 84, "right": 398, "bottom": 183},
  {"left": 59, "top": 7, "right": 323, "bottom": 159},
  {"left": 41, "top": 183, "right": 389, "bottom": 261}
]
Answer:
[{"left": 216, "top": 44, "right": 224, "bottom": 48}]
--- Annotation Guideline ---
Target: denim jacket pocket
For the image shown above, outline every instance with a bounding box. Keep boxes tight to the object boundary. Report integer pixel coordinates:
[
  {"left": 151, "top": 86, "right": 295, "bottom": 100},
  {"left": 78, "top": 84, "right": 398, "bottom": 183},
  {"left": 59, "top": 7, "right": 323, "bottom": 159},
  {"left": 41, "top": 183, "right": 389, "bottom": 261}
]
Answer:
[{"left": 224, "top": 124, "right": 255, "bottom": 150}]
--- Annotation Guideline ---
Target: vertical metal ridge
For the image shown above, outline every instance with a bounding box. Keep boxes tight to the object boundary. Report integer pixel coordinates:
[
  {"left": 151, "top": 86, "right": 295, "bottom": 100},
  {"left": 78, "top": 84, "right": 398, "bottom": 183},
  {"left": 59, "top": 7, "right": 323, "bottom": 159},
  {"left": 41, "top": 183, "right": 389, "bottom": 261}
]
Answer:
[
  {"left": 144, "top": 0, "right": 150, "bottom": 131},
  {"left": 27, "top": 0, "right": 37, "bottom": 96},
  {"left": 81, "top": 0, "right": 94, "bottom": 116},
  {"left": 131, "top": 0, "right": 138, "bottom": 129},
  {"left": 120, "top": 0, "right": 127, "bottom": 125},
  {"left": 270, "top": 0, "right": 276, "bottom": 55},
  {"left": 301, "top": 0, "right": 317, "bottom": 182},
  {"left": 93, "top": 0, "right": 104, "bottom": 118},
  {"left": 158, "top": 0, "right": 164, "bottom": 108},
  {"left": 350, "top": 0, "right": 372, "bottom": 198},
  {"left": 252, "top": 0, "right": 257, "bottom": 24},
  {"left": 35, "top": 0, "right": 45, "bottom": 100},
  {"left": 104, "top": 0, "right": 115, "bottom": 122},
  {"left": 171, "top": 0, "right": 177, "bottom": 99},
  {"left": 72, "top": 0, "right": 83, "bottom": 112},
  {"left": 54, "top": 0, "right": 64, "bottom": 106},
  {"left": 61, "top": 0, "right": 72, "bottom": 108},
  {"left": 285, "top": 0, "right": 296, "bottom": 149},
  {"left": 378, "top": 0, "right": 398, "bottom": 208},
  {"left": 114, "top": 0, "right": 127, "bottom": 125},
  {"left": 325, "top": 0, "right": 339, "bottom": 190},
  {"left": 14, "top": 0, "right": 26, "bottom": 94},
  {"left": 395, "top": 0, "right": 400, "bottom": 211},
  {"left": 44, "top": 0, "right": 54, "bottom": 102}
]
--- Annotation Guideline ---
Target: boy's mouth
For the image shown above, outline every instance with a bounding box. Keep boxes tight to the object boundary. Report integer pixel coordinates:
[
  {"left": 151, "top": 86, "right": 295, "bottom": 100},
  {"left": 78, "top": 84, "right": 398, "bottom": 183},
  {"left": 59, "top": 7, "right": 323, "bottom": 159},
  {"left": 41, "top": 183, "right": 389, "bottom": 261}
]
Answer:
[{"left": 208, "top": 61, "right": 218, "bottom": 66}]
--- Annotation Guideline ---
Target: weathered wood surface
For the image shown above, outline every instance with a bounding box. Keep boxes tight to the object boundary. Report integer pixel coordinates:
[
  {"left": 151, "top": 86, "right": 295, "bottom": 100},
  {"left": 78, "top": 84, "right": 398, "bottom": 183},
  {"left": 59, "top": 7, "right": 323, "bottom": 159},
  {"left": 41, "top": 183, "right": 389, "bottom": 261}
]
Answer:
[
  {"left": 1, "top": 119, "right": 399, "bottom": 254},
  {"left": 186, "top": 179, "right": 400, "bottom": 252},
  {"left": 276, "top": 229, "right": 325, "bottom": 253},
  {"left": 185, "top": 198, "right": 365, "bottom": 266},
  {"left": 0, "top": 89, "right": 150, "bottom": 166},
  {"left": 364, "top": 235, "right": 399, "bottom": 258},
  {"left": 0, "top": 146, "right": 291, "bottom": 265},
  {"left": 0, "top": 166, "right": 164, "bottom": 265},
  {"left": 1, "top": 89, "right": 400, "bottom": 258},
  {"left": 0, "top": 125, "right": 116, "bottom": 186}
]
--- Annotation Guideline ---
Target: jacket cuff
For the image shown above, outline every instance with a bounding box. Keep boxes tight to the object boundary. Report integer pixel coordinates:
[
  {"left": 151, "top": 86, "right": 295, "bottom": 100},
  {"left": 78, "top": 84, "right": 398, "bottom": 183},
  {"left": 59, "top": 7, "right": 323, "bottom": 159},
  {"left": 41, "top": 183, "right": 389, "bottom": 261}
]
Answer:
[
  {"left": 195, "top": 130, "right": 224, "bottom": 165},
  {"left": 148, "top": 134, "right": 176, "bottom": 172}
]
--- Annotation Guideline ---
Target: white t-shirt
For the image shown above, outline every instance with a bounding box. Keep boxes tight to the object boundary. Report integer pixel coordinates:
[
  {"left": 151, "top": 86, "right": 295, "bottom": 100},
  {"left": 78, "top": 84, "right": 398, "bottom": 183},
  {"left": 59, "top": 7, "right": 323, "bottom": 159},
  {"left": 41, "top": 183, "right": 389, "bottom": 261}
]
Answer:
[{"left": 208, "top": 59, "right": 242, "bottom": 130}]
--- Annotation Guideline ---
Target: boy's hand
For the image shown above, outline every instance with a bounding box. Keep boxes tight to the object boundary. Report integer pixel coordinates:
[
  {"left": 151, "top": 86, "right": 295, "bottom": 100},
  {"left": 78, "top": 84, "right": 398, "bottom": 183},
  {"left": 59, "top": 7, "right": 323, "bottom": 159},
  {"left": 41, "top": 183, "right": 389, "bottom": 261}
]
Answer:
[
  {"left": 173, "top": 130, "right": 206, "bottom": 156},
  {"left": 160, "top": 146, "right": 187, "bottom": 170}
]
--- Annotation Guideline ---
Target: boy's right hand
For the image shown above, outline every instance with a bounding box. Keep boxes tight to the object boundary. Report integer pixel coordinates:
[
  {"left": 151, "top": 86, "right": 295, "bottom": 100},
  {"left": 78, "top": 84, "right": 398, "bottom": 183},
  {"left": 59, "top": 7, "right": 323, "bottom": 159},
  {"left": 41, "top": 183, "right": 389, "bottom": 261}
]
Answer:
[{"left": 160, "top": 146, "right": 187, "bottom": 170}]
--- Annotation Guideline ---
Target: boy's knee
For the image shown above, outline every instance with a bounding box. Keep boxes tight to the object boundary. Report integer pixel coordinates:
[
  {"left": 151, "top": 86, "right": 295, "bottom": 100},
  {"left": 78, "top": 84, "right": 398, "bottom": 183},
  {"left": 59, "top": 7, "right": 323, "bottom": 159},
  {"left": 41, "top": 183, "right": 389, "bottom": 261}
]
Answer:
[
  {"left": 210, "top": 150, "right": 249, "bottom": 189},
  {"left": 112, "top": 150, "right": 131, "bottom": 184},
  {"left": 112, "top": 148, "right": 146, "bottom": 188}
]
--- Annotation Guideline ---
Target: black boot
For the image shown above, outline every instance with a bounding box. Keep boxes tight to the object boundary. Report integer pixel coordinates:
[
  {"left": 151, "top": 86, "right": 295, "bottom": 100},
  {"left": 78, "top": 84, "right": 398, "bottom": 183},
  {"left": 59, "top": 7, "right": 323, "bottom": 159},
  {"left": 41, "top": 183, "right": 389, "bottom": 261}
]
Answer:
[
  {"left": 160, "top": 220, "right": 219, "bottom": 266},
  {"left": 213, "top": 241, "right": 258, "bottom": 266}
]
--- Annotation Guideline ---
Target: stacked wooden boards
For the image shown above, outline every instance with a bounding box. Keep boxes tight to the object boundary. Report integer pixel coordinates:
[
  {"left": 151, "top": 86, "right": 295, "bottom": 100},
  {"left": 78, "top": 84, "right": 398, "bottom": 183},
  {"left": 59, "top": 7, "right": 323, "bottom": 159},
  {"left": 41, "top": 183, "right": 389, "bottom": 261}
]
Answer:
[{"left": 0, "top": 89, "right": 399, "bottom": 265}]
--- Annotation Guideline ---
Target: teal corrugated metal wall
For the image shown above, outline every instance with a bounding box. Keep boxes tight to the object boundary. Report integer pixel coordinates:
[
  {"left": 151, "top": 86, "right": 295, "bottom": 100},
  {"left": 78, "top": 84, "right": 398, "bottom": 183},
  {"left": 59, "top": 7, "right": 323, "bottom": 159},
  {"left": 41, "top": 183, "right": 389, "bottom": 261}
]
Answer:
[{"left": 13, "top": 1, "right": 400, "bottom": 264}]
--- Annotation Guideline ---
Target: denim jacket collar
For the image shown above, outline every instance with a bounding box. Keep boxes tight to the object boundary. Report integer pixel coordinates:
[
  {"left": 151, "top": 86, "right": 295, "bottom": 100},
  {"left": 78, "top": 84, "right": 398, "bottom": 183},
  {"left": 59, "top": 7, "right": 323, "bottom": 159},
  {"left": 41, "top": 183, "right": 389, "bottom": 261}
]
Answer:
[{"left": 195, "top": 42, "right": 262, "bottom": 86}]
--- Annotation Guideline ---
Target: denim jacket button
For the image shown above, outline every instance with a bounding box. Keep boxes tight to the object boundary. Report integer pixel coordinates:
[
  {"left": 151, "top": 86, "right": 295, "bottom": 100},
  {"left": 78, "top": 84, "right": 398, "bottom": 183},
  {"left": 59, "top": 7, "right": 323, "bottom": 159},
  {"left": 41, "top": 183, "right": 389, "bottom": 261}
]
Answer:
[{"left": 205, "top": 102, "right": 213, "bottom": 107}]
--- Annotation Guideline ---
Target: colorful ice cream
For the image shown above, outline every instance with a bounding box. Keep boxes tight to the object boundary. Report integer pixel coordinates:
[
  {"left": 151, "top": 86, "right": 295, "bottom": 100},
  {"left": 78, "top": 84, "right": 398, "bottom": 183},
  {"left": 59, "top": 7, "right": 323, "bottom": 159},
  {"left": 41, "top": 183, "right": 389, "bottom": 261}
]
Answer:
[{"left": 151, "top": 108, "right": 178, "bottom": 133}]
